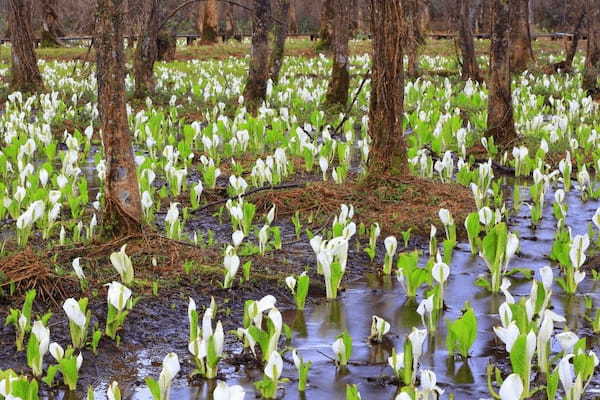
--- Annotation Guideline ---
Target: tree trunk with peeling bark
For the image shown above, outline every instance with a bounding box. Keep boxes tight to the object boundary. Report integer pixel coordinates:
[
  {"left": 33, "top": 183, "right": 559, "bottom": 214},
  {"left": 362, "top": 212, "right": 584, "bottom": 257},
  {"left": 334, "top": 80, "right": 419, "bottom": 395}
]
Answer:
[
  {"left": 324, "top": 0, "right": 350, "bottom": 107},
  {"left": 455, "top": 0, "right": 481, "bottom": 81},
  {"left": 269, "top": 0, "right": 290, "bottom": 84},
  {"left": 244, "top": 0, "right": 272, "bottom": 112},
  {"left": 201, "top": 0, "right": 219, "bottom": 44},
  {"left": 487, "top": 0, "right": 517, "bottom": 147},
  {"left": 8, "top": 0, "right": 43, "bottom": 92},
  {"left": 289, "top": 0, "right": 298, "bottom": 34},
  {"left": 509, "top": 0, "right": 533, "bottom": 73},
  {"left": 40, "top": 0, "right": 64, "bottom": 47},
  {"left": 96, "top": 0, "right": 143, "bottom": 233},
  {"left": 317, "top": 0, "right": 334, "bottom": 51},
  {"left": 583, "top": 0, "right": 600, "bottom": 94},
  {"left": 368, "top": 0, "right": 408, "bottom": 176},
  {"left": 134, "top": 0, "right": 159, "bottom": 98}
]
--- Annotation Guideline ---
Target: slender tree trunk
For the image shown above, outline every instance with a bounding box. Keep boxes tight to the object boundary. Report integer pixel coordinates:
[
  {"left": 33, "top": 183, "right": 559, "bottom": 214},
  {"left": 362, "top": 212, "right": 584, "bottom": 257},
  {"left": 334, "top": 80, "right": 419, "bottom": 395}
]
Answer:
[
  {"left": 550, "top": 8, "right": 584, "bottom": 72},
  {"left": 455, "top": 0, "right": 481, "bottom": 81},
  {"left": 269, "top": 0, "right": 290, "bottom": 84},
  {"left": 40, "top": 0, "right": 64, "bottom": 47},
  {"left": 223, "top": 3, "right": 236, "bottom": 40},
  {"left": 368, "top": 0, "right": 408, "bottom": 176},
  {"left": 289, "top": 0, "right": 298, "bottom": 34},
  {"left": 509, "top": 0, "right": 533, "bottom": 73},
  {"left": 405, "top": 0, "right": 427, "bottom": 78},
  {"left": 96, "top": 0, "right": 143, "bottom": 233},
  {"left": 317, "top": 0, "right": 334, "bottom": 51},
  {"left": 487, "top": 0, "right": 517, "bottom": 147},
  {"left": 201, "top": 0, "right": 219, "bottom": 44},
  {"left": 196, "top": 2, "right": 205, "bottom": 39},
  {"left": 244, "top": 0, "right": 272, "bottom": 112},
  {"left": 583, "top": 0, "right": 600, "bottom": 94},
  {"left": 324, "top": 0, "right": 350, "bottom": 107},
  {"left": 133, "top": 0, "right": 159, "bottom": 98},
  {"left": 7, "top": 0, "right": 43, "bottom": 92},
  {"left": 350, "top": 0, "right": 359, "bottom": 36}
]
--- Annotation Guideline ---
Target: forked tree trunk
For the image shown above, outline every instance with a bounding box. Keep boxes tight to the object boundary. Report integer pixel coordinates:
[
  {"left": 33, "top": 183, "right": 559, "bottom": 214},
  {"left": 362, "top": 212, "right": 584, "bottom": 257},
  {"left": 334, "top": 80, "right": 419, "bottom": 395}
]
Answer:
[
  {"left": 455, "top": 0, "right": 481, "bottom": 81},
  {"left": 40, "top": 0, "right": 64, "bottom": 47},
  {"left": 269, "top": 0, "right": 290, "bottom": 84},
  {"left": 317, "top": 0, "right": 334, "bottom": 51},
  {"left": 96, "top": 0, "right": 143, "bottom": 233},
  {"left": 487, "top": 0, "right": 517, "bottom": 147},
  {"left": 405, "top": 0, "right": 427, "bottom": 78},
  {"left": 289, "top": 0, "right": 298, "bottom": 34},
  {"left": 324, "top": 0, "right": 350, "bottom": 107},
  {"left": 509, "top": 0, "right": 533, "bottom": 73},
  {"left": 134, "top": 0, "right": 159, "bottom": 97},
  {"left": 223, "top": 3, "right": 236, "bottom": 40},
  {"left": 583, "top": 0, "right": 600, "bottom": 95},
  {"left": 244, "top": 0, "right": 272, "bottom": 112},
  {"left": 368, "top": 0, "right": 408, "bottom": 176},
  {"left": 201, "top": 0, "right": 219, "bottom": 44},
  {"left": 7, "top": 0, "right": 43, "bottom": 92}
]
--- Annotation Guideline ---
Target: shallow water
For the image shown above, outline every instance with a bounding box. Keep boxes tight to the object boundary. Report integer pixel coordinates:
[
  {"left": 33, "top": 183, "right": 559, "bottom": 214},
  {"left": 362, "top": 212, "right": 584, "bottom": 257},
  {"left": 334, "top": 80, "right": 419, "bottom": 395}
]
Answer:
[{"left": 59, "top": 180, "right": 599, "bottom": 400}]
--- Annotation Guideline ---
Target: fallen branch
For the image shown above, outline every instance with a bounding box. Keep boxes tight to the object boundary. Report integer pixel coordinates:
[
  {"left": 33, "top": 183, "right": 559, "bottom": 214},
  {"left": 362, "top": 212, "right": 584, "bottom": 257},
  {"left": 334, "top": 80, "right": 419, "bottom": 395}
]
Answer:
[{"left": 191, "top": 182, "right": 305, "bottom": 215}]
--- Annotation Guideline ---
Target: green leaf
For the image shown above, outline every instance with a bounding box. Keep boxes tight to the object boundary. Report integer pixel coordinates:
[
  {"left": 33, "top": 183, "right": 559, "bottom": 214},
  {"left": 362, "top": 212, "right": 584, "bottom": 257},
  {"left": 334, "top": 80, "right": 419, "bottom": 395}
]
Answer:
[{"left": 145, "top": 378, "right": 161, "bottom": 400}]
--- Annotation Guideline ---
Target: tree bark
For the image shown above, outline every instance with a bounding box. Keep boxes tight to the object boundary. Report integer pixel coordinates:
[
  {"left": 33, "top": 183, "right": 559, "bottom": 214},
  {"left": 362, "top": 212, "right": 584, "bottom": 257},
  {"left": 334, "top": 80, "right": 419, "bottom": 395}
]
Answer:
[
  {"left": 405, "top": 0, "right": 427, "bottom": 78},
  {"left": 201, "top": 0, "right": 219, "bottom": 44},
  {"left": 455, "top": 0, "right": 481, "bottom": 81},
  {"left": 269, "top": 0, "right": 290, "bottom": 84},
  {"left": 96, "top": 0, "right": 143, "bottom": 233},
  {"left": 509, "top": 0, "right": 533, "bottom": 73},
  {"left": 289, "top": 0, "right": 298, "bottom": 34},
  {"left": 324, "top": 0, "right": 350, "bottom": 107},
  {"left": 317, "top": 0, "right": 334, "bottom": 51},
  {"left": 583, "top": 0, "right": 600, "bottom": 94},
  {"left": 223, "top": 3, "right": 236, "bottom": 40},
  {"left": 196, "top": 2, "right": 205, "bottom": 38},
  {"left": 133, "top": 0, "right": 159, "bottom": 98},
  {"left": 367, "top": 0, "right": 408, "bottom": 176},
  {"left": 244, "top": 0, "right": 272, "bottom": 112},
  {"left": 7, "top": 0, "right": 43, "bottom": 92},
  {"left": 550, "top": 8, "right": 584, "bottom": 73},
  {"left": 487, "top": 0, "right": 517, "bottom": 148},
  {"left": 40, "top": 0, "right": 64, "bottom": 47}
]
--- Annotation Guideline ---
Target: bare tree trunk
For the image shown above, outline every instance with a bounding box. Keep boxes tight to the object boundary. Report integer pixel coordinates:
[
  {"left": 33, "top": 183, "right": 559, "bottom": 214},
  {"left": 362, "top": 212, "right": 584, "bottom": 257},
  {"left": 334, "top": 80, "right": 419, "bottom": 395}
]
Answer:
[
  {"left": 405, "top": 0, "right": 427, "bottom": 78},
  {"left": 196, "top": 2, "right": 205, "bottom": 38},
  {"left": 96, "top": 0, "right": 143, "bottom": 233},
  {"left": 269, "top": 0, "right": 289, "bottom": 84},
  {"left": 289, "top": 0, "right": 298, "bottom": 34},
  {"left": 223, "top": 3, "right": 236, "bottom": 40},
  {"left": 317, "top": 0, "right": 334, "bottom": 51},
  {"left": 455, "top": 0, "right": 481, "bottom": 81},
  {"left": 40, "top": 0, "right": 64, "bottom": 47},
  {"left": 324, "top": 0, "right": 350, "bottom": 107},
  {"left": 7, "top": 0, "right": 43, "bottom": 92},
  {"left": 487, "top": 0, "right": 517, "bottom": 148},
  {"left": 350, "top": 0, "right": 358, "bottom": 36},
  {"left": 133, "top": 0, "right": 159, "bottom": 97},
  {"left": 201, "top": 0, "right": 219, "bottom": 44},
  {"left": 368, "top": 0, "right": 408, "bottom": 176},
  {"left": 244, "top": 0, "right": 272, "bottom": 112},
  {"left": 509, "top": 0, "right": 533, "bottom": 73},
  {"left": 583, "top": 0, "right": 600, "bottom": 94},
  {"left": 550, "top": 8, "right": 584, "bottom": 73}
]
